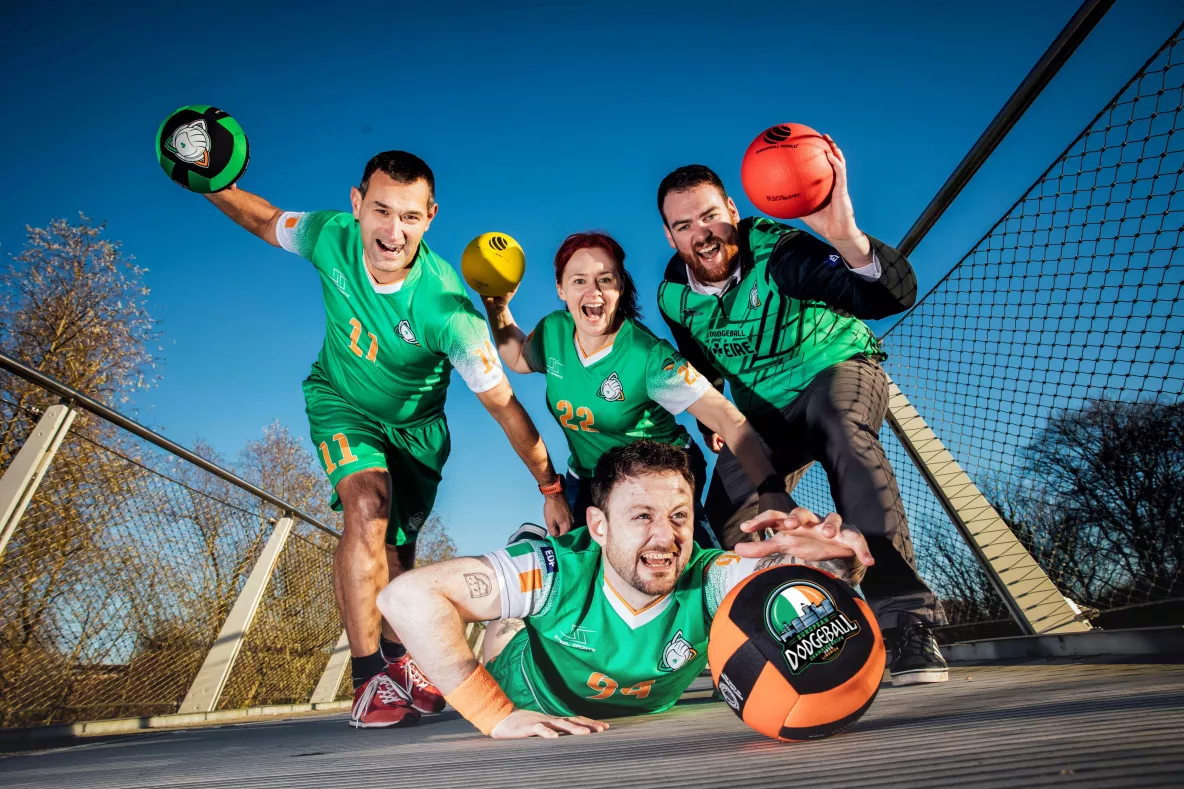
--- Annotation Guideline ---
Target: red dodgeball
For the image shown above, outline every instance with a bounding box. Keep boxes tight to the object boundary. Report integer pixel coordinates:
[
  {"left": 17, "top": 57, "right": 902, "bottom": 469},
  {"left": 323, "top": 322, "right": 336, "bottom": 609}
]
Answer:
[{"left": 741, "top": 123, "right": 835, "bottom": 220}]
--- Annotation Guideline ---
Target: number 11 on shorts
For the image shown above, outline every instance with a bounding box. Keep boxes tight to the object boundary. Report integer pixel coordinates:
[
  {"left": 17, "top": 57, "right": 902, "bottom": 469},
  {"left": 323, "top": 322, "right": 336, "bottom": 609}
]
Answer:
[{"left": 319, "top": 432, "right": 358, "bottom": 474}]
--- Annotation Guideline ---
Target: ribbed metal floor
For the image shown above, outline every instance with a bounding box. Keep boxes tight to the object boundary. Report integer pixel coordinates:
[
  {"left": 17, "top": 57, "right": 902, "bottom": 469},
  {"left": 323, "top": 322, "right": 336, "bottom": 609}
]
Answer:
[{"left": 2, "top": 663, "right": 1182, "bottom": 788}]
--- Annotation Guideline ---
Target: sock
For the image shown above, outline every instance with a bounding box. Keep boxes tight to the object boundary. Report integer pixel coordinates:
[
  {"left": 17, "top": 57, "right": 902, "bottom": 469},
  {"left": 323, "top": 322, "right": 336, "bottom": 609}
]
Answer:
[
  {"left": 380, "top": 636, "right": 407, "bottom": 663},
  {"left": 351, "top": 650, "right": 386, "bottom": 690}
]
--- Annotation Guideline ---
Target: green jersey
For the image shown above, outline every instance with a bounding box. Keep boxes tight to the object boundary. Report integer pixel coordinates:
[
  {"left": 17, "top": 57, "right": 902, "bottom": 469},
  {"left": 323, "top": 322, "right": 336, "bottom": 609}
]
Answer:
[
  {"left": 278, "top": 210, "right": 502, "bottom": 427},
  {"left": 523, "top": 312, "right": 710, "bottom": 478},
  {"left": 658, "top": 218, "right": 886, "bottom": 415},
  {"left": 485, "top": 529, "right": 761, "bottom": 717}
]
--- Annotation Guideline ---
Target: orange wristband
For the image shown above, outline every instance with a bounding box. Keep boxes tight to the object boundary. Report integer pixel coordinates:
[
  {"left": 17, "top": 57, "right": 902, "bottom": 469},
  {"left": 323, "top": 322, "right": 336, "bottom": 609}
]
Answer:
[{"left": 444, "top": 665, "right": 514, "bottom": 736}]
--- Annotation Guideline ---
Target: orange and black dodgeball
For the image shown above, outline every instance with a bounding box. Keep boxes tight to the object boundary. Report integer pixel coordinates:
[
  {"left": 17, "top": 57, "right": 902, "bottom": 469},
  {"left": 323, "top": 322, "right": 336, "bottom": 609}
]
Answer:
[{"left": 708, "top": 564, "right": 885, "bottom": 741}]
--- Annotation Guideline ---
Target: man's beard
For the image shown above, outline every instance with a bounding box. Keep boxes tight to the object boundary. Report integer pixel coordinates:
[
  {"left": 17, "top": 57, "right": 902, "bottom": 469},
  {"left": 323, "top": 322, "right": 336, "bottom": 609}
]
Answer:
[
  {"left": 604, "top": 540, "right": 685, "bottom": 597},
  {"left": 679, "top": 238, "right": 740, "bottom": 285}
]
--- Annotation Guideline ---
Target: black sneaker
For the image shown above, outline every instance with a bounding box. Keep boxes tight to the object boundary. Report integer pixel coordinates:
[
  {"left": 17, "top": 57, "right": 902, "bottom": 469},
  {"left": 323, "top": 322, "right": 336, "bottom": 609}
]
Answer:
[
  {"left": 884, "top": 613, "right": 949, "bottom": 686},
  {"left": 507, "top": 522, "right": 548, "bottom": 545}
]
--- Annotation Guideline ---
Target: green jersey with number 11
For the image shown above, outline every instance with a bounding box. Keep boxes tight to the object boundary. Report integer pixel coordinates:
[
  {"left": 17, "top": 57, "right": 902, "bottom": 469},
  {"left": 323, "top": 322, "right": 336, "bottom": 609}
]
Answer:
[{"left": 277, "top": 210, "right": 502, "bottom": 428}]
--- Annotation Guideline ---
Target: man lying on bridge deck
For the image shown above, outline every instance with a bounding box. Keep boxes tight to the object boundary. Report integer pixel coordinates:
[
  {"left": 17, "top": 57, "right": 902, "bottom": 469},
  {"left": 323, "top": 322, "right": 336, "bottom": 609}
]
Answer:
[{"left": 376, "top": 439, "right": 873, "bottom": 738}]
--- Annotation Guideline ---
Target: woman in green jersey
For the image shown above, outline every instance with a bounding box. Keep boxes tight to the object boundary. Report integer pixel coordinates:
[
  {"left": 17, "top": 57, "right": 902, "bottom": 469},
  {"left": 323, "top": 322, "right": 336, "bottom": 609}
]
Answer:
[{"left": 482, "top": 231, "right": 790, "bottom": 547}]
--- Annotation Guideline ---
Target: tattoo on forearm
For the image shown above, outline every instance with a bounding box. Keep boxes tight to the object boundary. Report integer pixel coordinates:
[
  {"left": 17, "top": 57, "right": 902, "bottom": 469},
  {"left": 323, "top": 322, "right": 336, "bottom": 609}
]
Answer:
[
  {"left": 756, "top": 552, "right": 864, "bottom": 585},
  {"left": 465, "top": 573, "right": 492, "bottom": 599},
  {"left": 496, "top": 619, "right": 525, "bottom": 637},
  {"left": 754, "top": 553, "right": 787, "bottom": 572}
]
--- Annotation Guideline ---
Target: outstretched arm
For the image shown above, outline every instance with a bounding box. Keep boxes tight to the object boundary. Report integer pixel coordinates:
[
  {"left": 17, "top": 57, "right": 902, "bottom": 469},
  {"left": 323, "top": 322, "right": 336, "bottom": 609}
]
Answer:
[
  {"left": 480, "top": 288, "right": 535, "bottom": 375},
  {"left": 769, "top": 136, "right": 917, "bottom": 320},
  {"left": 377, "top": 555, "right": 607, "bottom": 738},
  {"left": 204, "top": 184, "right": 284, "bottom": 247},
  {"left": 686, "top": 389, "right": 794, "bottom": 514},
  {"left": 475, "top": 378, "right": 573, "bottom": 535}
]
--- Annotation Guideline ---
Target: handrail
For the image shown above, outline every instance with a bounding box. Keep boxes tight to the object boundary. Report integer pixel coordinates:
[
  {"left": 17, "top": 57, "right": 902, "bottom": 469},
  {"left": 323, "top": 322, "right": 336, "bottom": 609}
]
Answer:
[
  {"left": 894, "top": 0, "right": 1115, "bottom": 258},
  {"left": 0, "top": 350, "right": 340, "bottom": 538}
]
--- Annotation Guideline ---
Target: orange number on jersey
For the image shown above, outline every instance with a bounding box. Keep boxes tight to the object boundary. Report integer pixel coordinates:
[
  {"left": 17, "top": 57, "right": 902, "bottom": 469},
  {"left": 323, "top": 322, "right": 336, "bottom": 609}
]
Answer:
[
  {"left": 474, "top": 341, "right": 495, "bottom": 375},
  {"left": 348, "top": 318, "right": 378, "bottom": 362},
  {"left": 713, "top": 553, "right": 741, "bottom": 566},
  {"left": 558, "top": 400, "right": 577, "bottom": 431},
  {"left": 677, "top": 364, "right": 700, "bottom": 385},
  {"left": 620, "top": 680, "right": 655, "bottom": 699},
  {"left": 318, "top": 441, "right": 337, "bottom": 474},
  {"left": 332, "top": 433, "right": 358, "bottom": 465},
  {"left": 576, "top": 406, "right": 598, "bottom": 433},
  {"left": 319, "top": 434, "right": 357, "bottom": 473},
  {"left": 586, "top": 672, "right": 618, "bottom": 700}
]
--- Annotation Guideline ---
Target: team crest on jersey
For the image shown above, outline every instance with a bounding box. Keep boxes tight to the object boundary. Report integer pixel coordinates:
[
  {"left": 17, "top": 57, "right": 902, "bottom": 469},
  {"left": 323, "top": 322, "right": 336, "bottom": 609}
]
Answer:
[
  {"left": 330, "top": 269, "right": 350, "bottom": 298},
  {"left": 164, "top": 119, "right": 211, "bottom": 167},
  {"left": 765, "top": 580, "right": 860, "bottom": 674},
  {"left": 748, "top": 281, "right": 761, "bottom": 309},
  {"left": 597, "top": 372, "right": 625, "bottom": 401},
  {"left": 397, "top": 320, "right": 419, "bottom": 346},
  {"left": 658, "top": 630, "right": 697, "bottom": 672}
]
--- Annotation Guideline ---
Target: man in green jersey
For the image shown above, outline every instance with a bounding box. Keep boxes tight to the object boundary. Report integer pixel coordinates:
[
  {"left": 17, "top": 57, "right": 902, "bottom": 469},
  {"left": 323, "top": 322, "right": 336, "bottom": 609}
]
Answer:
[
  {"left": 654, "top": 139, "right": 948, "bottom": 687},
  {"left": 201, "top": 151, "right": 572, "bottom": 728},
  {"left": 376, "top": 439, "right": 873, "bottom": 739}
]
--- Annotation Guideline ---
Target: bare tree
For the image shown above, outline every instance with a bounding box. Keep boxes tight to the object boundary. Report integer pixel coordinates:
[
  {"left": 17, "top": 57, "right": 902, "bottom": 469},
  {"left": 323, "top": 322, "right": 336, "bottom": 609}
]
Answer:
[
  {"left": 415, "top": 514, "right": 458, "bottom": 566},
  {"left": 1022, "top": 398, "right": 1183, "bottom": 610},
  {"left": 0, "top": 216, "right": 160, "bottom": 726}
]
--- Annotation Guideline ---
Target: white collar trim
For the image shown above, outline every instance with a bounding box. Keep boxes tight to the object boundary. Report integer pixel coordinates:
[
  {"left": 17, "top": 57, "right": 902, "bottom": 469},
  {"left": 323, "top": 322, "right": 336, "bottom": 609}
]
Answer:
[{"left": 601, "top": 577, "right": 673, "bottom": 629}]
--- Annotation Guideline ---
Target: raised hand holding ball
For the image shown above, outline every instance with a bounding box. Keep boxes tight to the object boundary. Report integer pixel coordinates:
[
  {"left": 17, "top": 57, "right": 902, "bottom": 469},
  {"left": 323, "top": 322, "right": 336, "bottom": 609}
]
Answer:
[
  {"left": 157, "top": 105, "right": 250, "bottom": 194},
  {"left": 741, "top": 123, "right": 834, "bottom": 220},
  {"left": 462, "top": 232, "right": 526, "bottom": 298}
]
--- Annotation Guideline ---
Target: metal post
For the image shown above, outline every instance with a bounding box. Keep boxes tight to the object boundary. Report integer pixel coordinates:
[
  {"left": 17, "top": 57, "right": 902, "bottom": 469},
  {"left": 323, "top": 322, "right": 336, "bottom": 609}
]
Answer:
[
  {"left": 310, "top": 630, "right": 350, "bottom": 704},
  {"left": 885, "top": 380, "right": 1089, "bottom": 634},
  {"left": 0, "top": 403, "right": 77, "bottom": 558},
  {"left": 179, "top": 516, "right": 295, "bottom": 713}
]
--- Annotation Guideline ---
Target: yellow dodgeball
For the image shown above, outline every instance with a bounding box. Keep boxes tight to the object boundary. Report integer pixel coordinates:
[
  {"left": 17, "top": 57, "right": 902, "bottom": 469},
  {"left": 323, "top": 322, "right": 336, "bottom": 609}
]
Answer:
[{"left": 461, "top": 232, "right": 526, "bottom": 297}]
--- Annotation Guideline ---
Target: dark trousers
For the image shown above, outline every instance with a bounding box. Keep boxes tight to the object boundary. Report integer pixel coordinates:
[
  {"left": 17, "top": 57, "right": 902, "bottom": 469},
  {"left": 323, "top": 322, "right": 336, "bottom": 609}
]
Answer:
[
  {"left": 567, "top": 441, "right": 721, "bottom": 549},
  {"left": 704, "top": 355, "right": 945, "bottom": 628}
]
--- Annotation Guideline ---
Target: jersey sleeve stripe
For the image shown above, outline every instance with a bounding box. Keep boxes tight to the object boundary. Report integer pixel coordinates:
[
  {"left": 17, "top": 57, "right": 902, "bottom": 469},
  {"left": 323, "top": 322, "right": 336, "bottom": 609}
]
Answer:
[
  {"left": 275, "top": 211, "right": 305, "bottom": 254},
  {"left": 485, "top": 540, "right": 557, "bottom": 620},
  {"left": 519, "top": 569, "right": 543, "bottom": 592}
]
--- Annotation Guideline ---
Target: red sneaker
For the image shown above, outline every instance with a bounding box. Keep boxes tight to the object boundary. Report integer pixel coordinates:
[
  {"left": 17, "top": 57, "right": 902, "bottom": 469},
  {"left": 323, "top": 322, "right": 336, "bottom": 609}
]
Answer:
[
  {"left": 350, "top": 673, "right": 421, "bottom": 729},
  {"left": 385, "top": 654, "right": 446, "bottom": 713}
]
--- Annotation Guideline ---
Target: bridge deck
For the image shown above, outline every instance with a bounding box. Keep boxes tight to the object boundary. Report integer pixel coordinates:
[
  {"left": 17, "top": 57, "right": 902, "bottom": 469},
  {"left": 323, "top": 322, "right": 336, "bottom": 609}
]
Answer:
[{"left": 2, "top": 662, "right": 1182, "bottom": 789}]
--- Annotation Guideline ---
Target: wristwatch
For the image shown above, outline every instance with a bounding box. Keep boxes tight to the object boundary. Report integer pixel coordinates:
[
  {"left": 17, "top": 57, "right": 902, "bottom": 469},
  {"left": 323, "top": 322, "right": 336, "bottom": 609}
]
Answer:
[
  {"left": 538, "top": 475, "right": 566, "bottom": 496},
  {"left": 756, "top": 474, "right": 785, "bottom": 496}
]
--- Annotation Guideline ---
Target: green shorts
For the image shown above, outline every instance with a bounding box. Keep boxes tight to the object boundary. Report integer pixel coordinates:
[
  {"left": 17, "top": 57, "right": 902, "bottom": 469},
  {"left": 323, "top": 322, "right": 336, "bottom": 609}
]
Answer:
[
  {"left": 302, "top": 372, "right": 450, "bottom": 547},
  {"left": 486, "top": 629, "right": 546, "bottom": 713}
]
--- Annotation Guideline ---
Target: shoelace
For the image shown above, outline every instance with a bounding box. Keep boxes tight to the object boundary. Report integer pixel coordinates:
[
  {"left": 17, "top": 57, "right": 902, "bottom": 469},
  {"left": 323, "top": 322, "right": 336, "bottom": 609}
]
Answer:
[
  {"left": 899, "top": 621, "right": 940, "bottom": 659},
  {"left": 354, "top": 675, "right": 404, "bottom": 716},
  {"left": 399, "top": 658, "right": 432, "bottom": 691}
]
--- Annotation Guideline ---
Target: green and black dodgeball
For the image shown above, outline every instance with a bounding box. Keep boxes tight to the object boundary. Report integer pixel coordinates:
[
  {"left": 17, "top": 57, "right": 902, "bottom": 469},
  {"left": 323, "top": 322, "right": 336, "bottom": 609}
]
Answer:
[{"left": 156, "top": 105, "right": 249, "bottom": 193}]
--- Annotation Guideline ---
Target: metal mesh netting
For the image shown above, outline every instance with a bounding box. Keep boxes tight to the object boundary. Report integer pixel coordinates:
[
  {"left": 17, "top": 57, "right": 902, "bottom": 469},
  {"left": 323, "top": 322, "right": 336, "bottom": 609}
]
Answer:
[
  {"left": 0, "top": 372, "right": 44, "bottom": 474},
  {"left": 219, "top": 524, "right": 342, "bottom": 709},
  {"left": 0, "top": 417, "right": 281, "bottom": 728},
  {"left": 796, "top": 25, "right": 1184, "bottom": 634}
]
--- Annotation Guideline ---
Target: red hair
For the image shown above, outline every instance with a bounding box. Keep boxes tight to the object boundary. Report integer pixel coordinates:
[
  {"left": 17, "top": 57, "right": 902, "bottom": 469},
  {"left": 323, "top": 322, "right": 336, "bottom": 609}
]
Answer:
[{"left": 553, "top": 232, "right": 641, "bottom": 319}]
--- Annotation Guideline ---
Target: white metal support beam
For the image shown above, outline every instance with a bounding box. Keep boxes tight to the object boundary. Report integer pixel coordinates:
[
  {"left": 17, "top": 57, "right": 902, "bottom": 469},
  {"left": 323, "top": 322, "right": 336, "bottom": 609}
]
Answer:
[{"left": 179, "top": 516, "right": 295, "bottom": 713}]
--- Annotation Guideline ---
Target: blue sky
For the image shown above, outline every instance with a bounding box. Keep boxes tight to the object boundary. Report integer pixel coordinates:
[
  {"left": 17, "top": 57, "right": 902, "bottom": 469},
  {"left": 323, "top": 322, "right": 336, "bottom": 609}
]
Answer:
[{"left": 1, "top": 0, "right": 1179, "bottom": 555}]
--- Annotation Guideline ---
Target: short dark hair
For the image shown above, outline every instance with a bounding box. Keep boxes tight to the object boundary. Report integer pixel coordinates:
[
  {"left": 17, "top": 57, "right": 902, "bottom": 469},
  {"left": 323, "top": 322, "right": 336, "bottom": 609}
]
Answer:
[
  {"left": 590, "top": 440, "right": 695, "bottom": 511},
  {"left": 553, "top": 231, "right": 642, "bottom": 321},
  {"left": 359, "top": 151, "right": 436, "bottom": 203},
  {"left": 657, "top": 164, "right": 728, "bottom": 224}
]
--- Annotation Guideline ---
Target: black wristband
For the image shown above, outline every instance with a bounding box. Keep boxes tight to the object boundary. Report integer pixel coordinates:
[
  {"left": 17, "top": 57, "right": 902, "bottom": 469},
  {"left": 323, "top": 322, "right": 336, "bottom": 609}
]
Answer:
[{"left": 756, "top": 474, "right": 785, "bottom": 496}]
